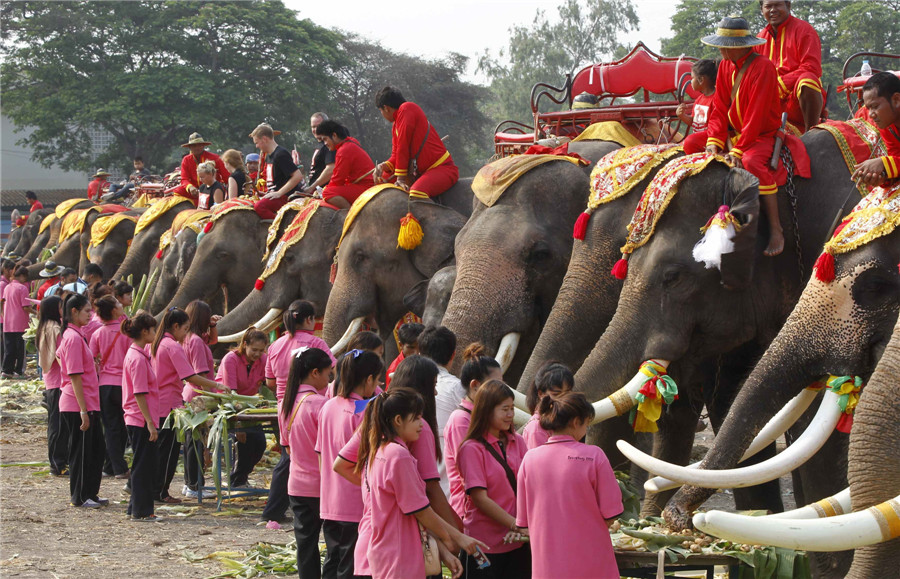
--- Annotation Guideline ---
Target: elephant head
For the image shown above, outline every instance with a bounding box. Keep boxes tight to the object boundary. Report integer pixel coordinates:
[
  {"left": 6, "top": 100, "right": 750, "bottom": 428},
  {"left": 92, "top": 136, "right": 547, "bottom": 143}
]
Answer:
[
  {"left": 323, "top": 188, "right": 466, "bottom": 360},
  {"left": 146, "top": 227, "right": 198, "bottom": 315},
  {"left": 87, "top": 211, "right": 141, "bottom": 280},
  {"left": 113, "top": 198, "right": 193, "bottom": 281},
  {"left": 7, "top": 208, "right": 53, "bottom": 259}
]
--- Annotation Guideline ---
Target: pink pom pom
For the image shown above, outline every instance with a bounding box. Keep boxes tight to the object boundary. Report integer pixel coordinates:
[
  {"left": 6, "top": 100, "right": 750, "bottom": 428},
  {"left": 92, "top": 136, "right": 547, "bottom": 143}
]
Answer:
[
  {"left": 611, "top": 257, "right": 629, "bottom": 280},
  {"left": 814, "top": 252, "right": 835, "bottom": 283},
  {"left": 573, "top": 212, "right": 591, "bottom": 241}
]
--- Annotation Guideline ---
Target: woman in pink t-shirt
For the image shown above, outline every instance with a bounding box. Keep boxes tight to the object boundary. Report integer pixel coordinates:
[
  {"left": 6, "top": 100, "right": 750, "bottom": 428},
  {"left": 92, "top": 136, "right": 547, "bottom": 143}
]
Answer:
[
  {"left": 281, "top": 347, "right": 333, "bottom": 579},
  {"left": 444, "top": 344, "right": 502, "bottom": 519},
  {"left": 121, "top": 312, "right": 161, "bottom": 521},
  {"left": 522, "top": 361, "right": 574, "bottom": 450},
  {"left": 217, "top": 328, "right": 269, "bottom": 487},
  {"left": 89, "top": 295, "right": 131, "bottom": 478},
  {"left": 357, "top": 387, "right": 484, "bottom": 579},
  {"left": 516, "top": 392, "right": 623, "bottom": 579},
  {"left": 37, "top": 295, "right": 69, "bottom": 476},
  {"left": 2, "top": 266, "right": 35, "bottom": 377},
  {"left": 457, "top": 380, "right": 530, "bottom": 577},
  {"left": 56, "top": 293, "right": 106, "bottom": 508}
]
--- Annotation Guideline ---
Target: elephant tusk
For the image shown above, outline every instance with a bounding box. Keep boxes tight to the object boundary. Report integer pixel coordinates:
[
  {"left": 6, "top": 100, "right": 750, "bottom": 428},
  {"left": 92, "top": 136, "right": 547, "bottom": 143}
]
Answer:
[
  {"left": 765, "top": 487, "right": 851, "bottom": 520},
  {"left": 618, "top": 389, "right": 842, "bottom": 489},
  {"left": 217, "top": 308, "right": 284, "bottom": 344},
  {"left": 329, "top": 316, "right": 365, "bottom": 355},
  {"left": 589, "top": 359, "right": 670, "bottom": 425},
  {"left": 693, "top": 493, "right": 900, "bottom": 551},
  {"left": 496, "top": 332, "right": 521, "bottom": 376},
  {"left": 510, "top": 386, "right": 529, "bottom": 413},
  {"left": 644, "top": 385, "right": 823, "bottom": 492}
]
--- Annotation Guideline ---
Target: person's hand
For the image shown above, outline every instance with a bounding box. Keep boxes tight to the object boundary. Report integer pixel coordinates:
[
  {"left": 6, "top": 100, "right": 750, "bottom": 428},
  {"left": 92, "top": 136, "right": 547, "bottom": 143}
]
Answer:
[
  {"left": 210, "top": 315, "right": 221, "bottom": 327},
  {"left": 186, "top": 184, "right": 198, "bottom": 194},
  {"left": 235, "top": 432, "right": 247, "bottom": 443},
  {"left": 706, "top": 144, "right": 721, "bottom": 156},
  {"left": 726, "top": 154, "right": 743, "bottom": 169},
  {"left": 148, "top": 422, "right": 158, "bottom": 442},
  {"left": 438, "top": 541, "right": 463, "bottom": 578},
  {"left": 452, "top": 531, "right": 488, "bottom": 556},
  {"left": 395, "top": 175, "right": 411, "bottom": 191},
  {"left": 852, "top": 159, "right": 887, "bottom": 187},
  {"left": 80, "top": 412, "right": 90, "bottom": 431},
  {"left": 261, "top": 191, "right": 282, "bottom": 200}
]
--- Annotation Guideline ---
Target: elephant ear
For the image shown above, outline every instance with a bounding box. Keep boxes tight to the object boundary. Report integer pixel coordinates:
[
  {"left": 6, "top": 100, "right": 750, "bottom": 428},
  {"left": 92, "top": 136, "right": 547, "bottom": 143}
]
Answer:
[
  {"left": 718, "top": 168, "right": 760, "bottom": 291},
  {"left": 407, "top": 201, "right": 466, "bottom": 279}
]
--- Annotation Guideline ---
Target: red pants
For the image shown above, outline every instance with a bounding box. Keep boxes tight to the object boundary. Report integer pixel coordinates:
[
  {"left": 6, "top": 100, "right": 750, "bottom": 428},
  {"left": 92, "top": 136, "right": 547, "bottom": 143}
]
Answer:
[
  {"left": 322, "top": 181, "right": 372, "bottom": 207},
  {"left": 784, "top": 74, "right": 823, "bottom": 130},
  {"left": 683, "top": 131, "right": 779, "bottom": 195},
  {"left": 254, "top": 195, "right": 288, "bottom": 219},
  {"left": 170, "top": 185, "right": 199, "bottom": 207},
  {"left": 683, "top": 131, "right": 708, "bottom": 155},
  {"left": 409, "top": 161, "right": 459, "bottom": 197}
]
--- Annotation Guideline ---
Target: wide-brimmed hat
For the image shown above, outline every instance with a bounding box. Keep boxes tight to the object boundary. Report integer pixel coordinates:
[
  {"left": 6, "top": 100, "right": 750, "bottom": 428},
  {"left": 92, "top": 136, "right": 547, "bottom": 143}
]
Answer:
[
  {"left": 701, "top": 16, "right": 766, "bottom": 48},
  {"left": 92, "top": 169, "right": 111, "bottom": 178},
  {"left": 181, "top": 132, "right": 212, "bottom": 148},
  {"left": 40, "top": 261, "right": 64, "bottom": 278}
]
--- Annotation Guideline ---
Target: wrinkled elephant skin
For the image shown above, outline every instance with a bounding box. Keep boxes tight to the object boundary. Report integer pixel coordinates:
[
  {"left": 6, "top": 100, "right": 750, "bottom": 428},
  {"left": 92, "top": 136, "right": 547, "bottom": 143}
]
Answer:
[{"left": 113, "top": 200, "right": 193, "bottom": 281}]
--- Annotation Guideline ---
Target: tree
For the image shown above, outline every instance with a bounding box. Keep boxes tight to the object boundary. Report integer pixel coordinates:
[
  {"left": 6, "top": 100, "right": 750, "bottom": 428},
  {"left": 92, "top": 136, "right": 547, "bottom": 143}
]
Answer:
[
  {"left": 0, "top": 0, "right": 342, "bottom": 174},
  {"left": 477, "top": 0, "right": 639, "bottom": 125}
]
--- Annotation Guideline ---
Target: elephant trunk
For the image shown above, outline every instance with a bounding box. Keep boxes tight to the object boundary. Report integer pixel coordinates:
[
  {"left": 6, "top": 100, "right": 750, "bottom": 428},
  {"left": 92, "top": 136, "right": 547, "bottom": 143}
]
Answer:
[
  {"left": 23, "top": 231, "right": 51, "bottom": 262},
  {"left": 114, "top": 232, "right": 155, "bottom": 281},
  {"left": 322, "top": 274, "right": 375, "bottom": 350},
  {"left": 217, "top": 284, "right": 289, "bottom": 339},
  {"left": 164, "top": 256, "right": 222, "bottom": 311}
]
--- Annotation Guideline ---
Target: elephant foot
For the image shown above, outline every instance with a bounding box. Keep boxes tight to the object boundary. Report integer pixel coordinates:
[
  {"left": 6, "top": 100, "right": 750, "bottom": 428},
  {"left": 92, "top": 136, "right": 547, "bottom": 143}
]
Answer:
[{"left": 662, "top": 502, "right": 695, "bottom": 531}]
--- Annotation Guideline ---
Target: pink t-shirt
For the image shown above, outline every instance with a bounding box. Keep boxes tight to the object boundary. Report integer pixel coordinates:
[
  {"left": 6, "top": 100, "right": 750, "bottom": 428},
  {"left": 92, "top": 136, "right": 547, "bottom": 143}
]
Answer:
[
  {"left": 151, "top": 333, "right": 196, "bottom": 419},
  {"left": 265, "top": 331, "right": 335, "bottom": 402},
  {"left": 522, "top": 411, "right": 551, "bottom": 449},
  {"left": 89, "top": 320, "right": 129, "bottom": 386},
  {"left": 57, "top": 326, "right": 101, "bottom": 413},
  {"left": 2, "top": 280, "right": 30, "bottom": 332},
  {"left": 216, "top": 350, "right": 267, "bottom": 396},
  {"left": 366, "top": 440, "right": 430, "bottom": 579},
  {"left": 517, "top": 435, "right": 623, "bottom": 579},
  {"left": 0, "top": 276, "right": 7, "bottom": 313},
  {"left": 443, "top": 398, "right": 473, "bottom": 518},
  {"left": 282, "top": 383, "right": 327, "bottom": 497},
  {"left": 122, "top": 344, "right": 159, "bottom": 428},
  {"left": 457, "top": 432, "right": 527, "bottom": 553},
  {"left": 44, "top": 334, "right": 62, "bottom": 391},
  {"left": 181, "top": 332, "right": 216, "bottom": 402},
  {"left": 82, "top": 312, "right": 103, "bottom": 343},
  {"left": 315, "top": 392, "right": 366, "bottom": 522}
]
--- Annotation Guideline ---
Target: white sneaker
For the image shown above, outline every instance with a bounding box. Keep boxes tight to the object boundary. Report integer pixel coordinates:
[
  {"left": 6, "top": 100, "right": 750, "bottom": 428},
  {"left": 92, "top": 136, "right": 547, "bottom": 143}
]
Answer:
[{"left": 181, "top": 485, "right": 216, "bottom": 499}]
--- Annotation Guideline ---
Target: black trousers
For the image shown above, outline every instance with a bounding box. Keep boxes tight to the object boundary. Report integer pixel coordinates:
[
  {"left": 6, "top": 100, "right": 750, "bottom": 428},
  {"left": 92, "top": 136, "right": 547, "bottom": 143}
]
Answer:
[
  {"left": 322, "top": 519, "right": 359, "bottom": 579},
  {"left": 61, "top": 411, "right": 105, "bottom": 505},
  {"left": 127, "top": 424, "right": 158, "bottom": 518},
  {"left": 458, "top": 543, "right": 531, "bottom": 579},
  {"left": 154, "top": 421, "right": 182, "bottom": 500},
  {"left": 183, "top": 427, "right": 205, "bottom": 491},
  {"left": 231, "top": 427, "right": 267, "bottom": 486},
  {"left": 290, "top": 495, "right": 324, "bottom": 579},
  {"left": 2, "top": 332, "right": 25, "bottom": 374},
  {"left": 45, "top": 388, "right": 70, "bottom": 474},
  {"left": 99, "top": 385, "right": 129, "bottom": 475},
  {"left": 261, "top": 439, "right": 290, "bottom": 521}
]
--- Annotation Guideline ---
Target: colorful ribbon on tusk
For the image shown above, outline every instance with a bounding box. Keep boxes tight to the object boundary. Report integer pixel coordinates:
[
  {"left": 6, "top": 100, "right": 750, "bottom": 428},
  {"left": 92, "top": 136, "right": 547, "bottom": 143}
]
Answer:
[
  {"left": 826, "top": 374, "right": 864, "bottom": 434},
  {"left": 628, "top": 361, "right": 678, "bottom": 432}
]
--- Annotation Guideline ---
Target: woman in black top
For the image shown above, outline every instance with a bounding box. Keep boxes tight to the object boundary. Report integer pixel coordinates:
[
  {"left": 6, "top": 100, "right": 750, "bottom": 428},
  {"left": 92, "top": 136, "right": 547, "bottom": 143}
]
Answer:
[
  {"left": 222, "top": 149, "right": 248, "bottom": 199},
  {"left": 197, "top": 161, "right": 226, "bottom": 210}
]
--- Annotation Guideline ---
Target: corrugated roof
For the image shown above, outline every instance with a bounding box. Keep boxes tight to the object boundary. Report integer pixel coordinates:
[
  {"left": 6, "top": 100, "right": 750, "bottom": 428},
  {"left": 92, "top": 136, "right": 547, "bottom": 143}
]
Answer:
[{"left": 1, "top": 189, "right": 87, "bottom": 207}]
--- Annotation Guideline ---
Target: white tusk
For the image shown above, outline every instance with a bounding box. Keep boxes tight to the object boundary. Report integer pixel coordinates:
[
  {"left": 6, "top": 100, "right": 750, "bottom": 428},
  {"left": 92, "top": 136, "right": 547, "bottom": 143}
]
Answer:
[
  {"left": 216, "top": 330, "right": 246, "bottom": 344},
  {"left": 590, "top": 359, "right": 670, "bottom": 425},
  {"left": 216, "top": 308, "right": 284, "bottom": 344},
  {"left": 645, "top": 385, "right": 823, "bottom": 492},
  {"left": 329, "top": 316, "right": 365, "bottom": 355},
  {"left": 619, "top": 390, "right": 842, "bottom": 489},
  {"left": 510, "top": 387, "right": 529, "bottom": 413},
  {"left": 693, "top": 494, "right": 900, "bottom": 551},
  {"left": 496, "top": 333, "right": 520, "bottom": 375},
  {"left": 765, "top": 487, "right": 851, "bottom": 520},
  {"left": 513, "top": 407, "right": 531, "bottom": 428}
]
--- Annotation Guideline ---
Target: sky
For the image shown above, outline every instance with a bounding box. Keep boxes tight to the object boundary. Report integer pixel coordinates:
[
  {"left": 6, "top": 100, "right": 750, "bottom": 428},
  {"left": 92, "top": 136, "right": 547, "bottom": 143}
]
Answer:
[{"left": 286, "top": 0, "right": 680, "bottom": 85}]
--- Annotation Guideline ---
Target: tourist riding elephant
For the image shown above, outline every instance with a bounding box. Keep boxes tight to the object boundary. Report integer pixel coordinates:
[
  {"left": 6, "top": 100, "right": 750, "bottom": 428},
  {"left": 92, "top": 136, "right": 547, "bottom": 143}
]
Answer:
[
  {"left": 215, "top": 205, "right": 347, "bottom": 343},
  {"left": 5, "top": 208, "right": 53, "bottom": 258},
  {"left": 323, "top": 187, "right": 467, "bottom": 362},
  {"left": 87, "top": 211, "right": 142, "bottom": 280},
  {"left": 146, "top": 227, "right": 199, "bottom": 315},
  {"left": 113, "top": 198, "right": 194, "bottom": 281}
]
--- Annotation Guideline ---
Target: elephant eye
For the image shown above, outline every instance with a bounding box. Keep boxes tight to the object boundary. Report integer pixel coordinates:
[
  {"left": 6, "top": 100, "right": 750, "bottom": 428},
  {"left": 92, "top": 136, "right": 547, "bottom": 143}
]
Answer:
[
  {"left": 852, "top": 268, "right": 899, "bottom": 309},
  {"left": 525, "top": 242, "right": 552, "bottom": 264}
]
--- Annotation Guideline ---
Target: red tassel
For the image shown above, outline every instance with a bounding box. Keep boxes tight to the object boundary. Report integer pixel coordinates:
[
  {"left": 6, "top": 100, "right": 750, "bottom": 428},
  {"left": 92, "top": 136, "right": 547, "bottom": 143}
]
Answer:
[
  {"left": 611, "top": 257, "right": 629, "bottom": 279},
  {"left": 835, "top": 413, "right": 853, "bottom": 434},
  {"left": 814, "top": 252, "right": 835, "bottom": 283},
  {"left": 254, "top": 278, "right": 265, "bottom": 291},
  {"left": 155, "top": 249, "right": 163, "bottom": 260},
  {"left": 329, "top": 262, "right": 337, "bottom": 284},
  {"left": 203, "top": 221, "right": 214, "bottom": 233},
  {"left": 573, "top": 212, "right": 590, "bottom": 241}
]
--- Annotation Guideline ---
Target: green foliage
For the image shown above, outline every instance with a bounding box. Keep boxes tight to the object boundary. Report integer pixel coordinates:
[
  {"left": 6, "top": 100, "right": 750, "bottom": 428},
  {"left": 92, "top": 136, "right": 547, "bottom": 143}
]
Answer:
[{"left": 478, "top": 0, "right": 639, "bottom": 124}]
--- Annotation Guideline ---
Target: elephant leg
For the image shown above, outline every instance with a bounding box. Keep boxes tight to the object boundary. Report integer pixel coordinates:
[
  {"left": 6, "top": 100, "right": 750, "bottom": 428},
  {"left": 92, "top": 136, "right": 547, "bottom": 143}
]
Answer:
[{"left": 640, "top": 396, "right": 701, "bottom": 517}]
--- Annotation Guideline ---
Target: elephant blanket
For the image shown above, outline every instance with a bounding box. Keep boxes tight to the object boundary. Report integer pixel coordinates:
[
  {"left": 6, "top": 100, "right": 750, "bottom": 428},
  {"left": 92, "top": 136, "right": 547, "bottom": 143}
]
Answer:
[
  {"left": 257, "top": 197, "right": 320, "bottom": 287},
  {"left": 262, "top": 199, "right": 317, "bottom": 262},
  {"left": 134, "top": 195, "right": 193, "bottom": 235},
  {"left": 823, "top": 183, "right": 900, "bottom": 258},
  {"left": 571, "top": 121, "right": 642, "bottom": 148},
  {"left": 89, "top": 213, "right": 138, "bottom": 249},
  {"left": 39, "top": 213, "right": 56, "bottom": 235},
  {"left": 588, "top": 144, "right": 683, "bottom": 209},
  {"left": 472, "top": 154, "right": 589, "bottom": 207},
  {"left": 59, "top": 206, "right": 102, "bottom": 243},
  {"left": 54, "top": 198, "right": 90, "bottom": 219},
  {"left": 812, "top": 118, "right": 886, "bottom": 195}
]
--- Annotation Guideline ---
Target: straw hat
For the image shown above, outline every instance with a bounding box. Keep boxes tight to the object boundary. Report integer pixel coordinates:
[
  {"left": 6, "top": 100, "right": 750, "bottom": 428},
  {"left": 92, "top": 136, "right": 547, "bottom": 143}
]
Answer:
[
  {"left": 40, "top": 261, "right": 65, "bottom": 278},
  {"left": 181, "top": 132, "right": 212, "bottom": 148},
  {"left": 701, "top": 16, "right": 766, "bottom": 48},
  {"left": 92, "top": 169, "right": 112, "bottom": 178}
]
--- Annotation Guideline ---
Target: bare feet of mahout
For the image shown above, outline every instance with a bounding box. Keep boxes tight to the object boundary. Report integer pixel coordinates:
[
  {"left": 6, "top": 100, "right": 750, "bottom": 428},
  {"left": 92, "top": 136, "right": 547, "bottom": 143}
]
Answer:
[{"left": 763, "top": 227, "right": 784, "bottom": 257}]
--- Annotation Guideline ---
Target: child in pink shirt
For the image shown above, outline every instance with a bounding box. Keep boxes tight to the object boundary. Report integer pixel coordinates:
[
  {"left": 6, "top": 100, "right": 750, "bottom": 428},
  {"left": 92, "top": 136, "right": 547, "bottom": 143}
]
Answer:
[
  {"left": 37, "top": 295, "right": 69, "bottom": 475},
  {"left": 316, "top": 349, "right": 383, "bottom": 578},
  {"left": 89, "top": 295, "right": 130, "bottom": 477},
  {"left": 2, "top": 266, "right": 35, "bottom": 377},
  {"left": 516, "top": 392, "right": 623, "bottom": 579},
  {"left": 56, "top": 293, "right": 105, "bottom": 508},
  {"left": 281, "top": 347, "right": 333, "bottom": 579},
  {"left": 121, "top": 312, "right": 161, "bottom": 521},
  {"left": 457, "top": 380, "right": 530, "bottom": 576},
  {"left": 522, "top": 361, "right": 574, "bottom": 450}
]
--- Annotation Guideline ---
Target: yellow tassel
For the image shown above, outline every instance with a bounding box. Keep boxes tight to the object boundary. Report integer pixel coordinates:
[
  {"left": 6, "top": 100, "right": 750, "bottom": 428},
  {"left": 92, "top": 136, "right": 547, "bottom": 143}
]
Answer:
[{"left": 397, "top": 212, "right": 423, "bottom": 250}]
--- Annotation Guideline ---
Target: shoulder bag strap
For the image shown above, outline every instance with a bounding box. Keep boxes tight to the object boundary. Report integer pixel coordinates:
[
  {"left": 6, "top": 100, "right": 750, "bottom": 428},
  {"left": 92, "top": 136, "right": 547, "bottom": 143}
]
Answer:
[
  {"left": 284, "top": 392, "right": 314, "bottom": 440},
  {"left": 456, "top": 404, "right": 472, "bottom": 414},
  {"left": 478, "top": 436, "right": 517, "bottom": 495},
  {"left": 100, "top": 328, "right": 124, "bottom": 368},
  {"left": 731, "top": 53, "right": 758, "bottom": 103}
]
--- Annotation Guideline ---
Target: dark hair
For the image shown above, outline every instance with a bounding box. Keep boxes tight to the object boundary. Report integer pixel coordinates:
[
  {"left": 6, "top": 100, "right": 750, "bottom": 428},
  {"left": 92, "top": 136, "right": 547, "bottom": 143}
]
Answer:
[
  {"left": 94, "top": 295, "right": 120, "bottom": 322},
  {"left": 83, "top": 263, "right": 103, "bottom": 280},
  {"left": 459, "top": 342, "right": 501, "bottom": 394},
  {"left": 61, "top": 292, "right": 89, "bottom": 332},
  {"left": 25, "top": 190, "right": 37, "bottom": 200},
  {"left": 238, "top": 327, "right": 268, "bottom": 358},
  {"left": 464, "top": 380, "right": 516, "bottom": 444},
  {"left": 355, "top": 387, "right": 424, "bottom": 473},
  {"left": 527, "top": 361, "right": 575, "bottom": 413},
  {"left": 152, "top": 307, "right": 189, "bottom": 356},
  {"left": 336, "top": 350, "right": 384, "bottom": 398},
  {"left": 61, "top": 268, "right": 77, "bottom": 278},
  {"left": 314, "top": 119, "right": 350, "bottom": 140},
  {"left": 692, "top": 59, "right": 718, "bottom": 85},
  {"left": 346, "top": 331, "right": 383, "bottom": 353},
  {"left": 110, "top": 280, "right": 133, "bottom": 299},
  {"left": 121, "top": 311, "right": 158, "bottom": 339},
  {"left": 282, "top": 347, "right": 334, "bottom": 420},
  {"left": 89, "top": 282, "right": 112, "bottom": 304},
  {"left": 863, "top": 71, "right": 900, "bottom": 100},
  {"left": 185, "top": 300, "right": 212, "bottom": 337},
  {"left": 538, "top": 391, "right": 595, "bottom": 432},
  {"left": 13, "top": 265, "right": 29, "bottom": 280},
  {"left": 1, "top": 258, "right": 15, "bottom": 272},
  {"left": 757, "top": 0, "right": 791, "bottom": 7},
  {"left": 36, "top": 295, "right": 63, "bottom": 352},
  {"left": 133, "top": 156, "right": 143, "bottom": 163},
  {"left": 374, "top": 86, "right": 406, "bottom": 109},
  {"left": 391, "top": 355, "right": 441, "bottom": 461},
  {"left": 418, "top": 325, "right": 456, "bottom": 366},
  {"left": 283, "top": 300, "right": 315, "bottom": 337},
  {"left": 397, "top": 322, "right": 425, "bottom": 346}
]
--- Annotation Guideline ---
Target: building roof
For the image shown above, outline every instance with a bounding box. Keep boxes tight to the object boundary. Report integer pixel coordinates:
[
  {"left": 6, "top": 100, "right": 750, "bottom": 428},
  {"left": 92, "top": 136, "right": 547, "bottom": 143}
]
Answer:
[{"left": 1, "top": 189, "right": 86, "bottom": 207}]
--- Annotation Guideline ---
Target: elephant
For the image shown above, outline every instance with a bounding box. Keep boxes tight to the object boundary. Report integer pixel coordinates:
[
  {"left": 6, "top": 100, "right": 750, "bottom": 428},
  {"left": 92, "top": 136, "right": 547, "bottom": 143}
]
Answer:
[
  {"left": 21, "top": 199, "right": 96, "bottom": 262},
  {"left": 113, "top": 198, "right": 194, "bottom": 281},
  {"left": 419, "top": 265, "right": 456, "bottom": 327},
  {"left": 440, "top": 141, "right": 620, "bottom": 384},
  {"left": 5, "top": 208, "right": 53, "bottom": 259},
  {"left": 215, "top": 205, "right": 347, "bottom": 342},
  {"left": 431, "top": 177, "right": 476, "bottom": 219},
  {"left": 24, "top": 206, "right": 107, "bottom": 280},
  {"left": 146, "top": 227, "right": 199, "bottom": 315},
  {"left": 2, "top": 225, "right": 23, "bottom": 258},
  {"left": 86, "top": 211, "right": 143, "bottom": 280},
  {"left": 322, "top": 187, "right": 467, "bottom": 362}
]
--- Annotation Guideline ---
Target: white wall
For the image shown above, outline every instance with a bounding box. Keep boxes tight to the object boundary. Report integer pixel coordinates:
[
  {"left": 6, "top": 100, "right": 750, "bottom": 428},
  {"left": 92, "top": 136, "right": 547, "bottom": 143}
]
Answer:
[{"left": 1, "top": 115, "right": 90, "bottom": 191}]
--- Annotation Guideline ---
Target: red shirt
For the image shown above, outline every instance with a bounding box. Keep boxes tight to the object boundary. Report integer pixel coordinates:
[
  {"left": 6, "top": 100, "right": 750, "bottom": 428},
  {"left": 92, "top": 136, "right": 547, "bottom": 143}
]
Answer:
[
  {"left": 29, "top": 200, "right": 44, "bottom": 212},
  {"left": 690, "top": 93, "right": 715, "bottom": 132},
  {"left": 384, "top": 102, "right": 455, "bottom": 178},
  {"left": 180, "top": 151, "right": 230, "bottom": 196},
  {"left": 87, "top": 177, "right": 108, "bottom": 201},
  {"left": 879, "top": 124, "right": 900, "bottom": 180},
  {"left": 37, "top": 278, "right": 57, "bottom": 301},
  {"left": 755, "top": 15, "right": 822, "bottom": 99},
  {"left": 323, "top": 137, "right": 375, "bottom": 187},
  {"left": 385, "top": 352, "right": 404, "bottom": 388},
  {"left": 706, "top": 52, "right": 782, "bottom": 159}
]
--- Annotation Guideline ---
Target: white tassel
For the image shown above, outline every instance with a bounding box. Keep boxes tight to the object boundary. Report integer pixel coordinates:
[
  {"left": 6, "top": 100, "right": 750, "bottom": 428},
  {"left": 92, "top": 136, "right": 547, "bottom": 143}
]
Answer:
[{"left": 692, "top": 221, "right": 735, "bottom": 270}]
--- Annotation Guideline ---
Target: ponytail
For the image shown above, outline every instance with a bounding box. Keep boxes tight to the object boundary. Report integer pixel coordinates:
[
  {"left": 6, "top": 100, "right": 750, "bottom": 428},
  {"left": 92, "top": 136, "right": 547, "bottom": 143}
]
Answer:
[
  {"left": 336, "top": 350, "right": 384, "bottom": 398},
  {"left": 527, "top": 361, "right": 574, "bottom": 413},
  {"left": 121, "top": 311, "right": 158, "bottom": 339},
  {"left": 282, "top": 347, "right": 334, "bottom": 420},
  {"left": 283, "top": 299, "right": 315, "bottom": 337},
  {"left": 538, "top": 391, "right": 594, "bottom": 432},
  {"left": 152, "top": 307, "right": 189, "bottom": 356},
  {"left": 61, "top": 293, "right": 89, "bottom": 333},
  {"left": 459, "top": 342, "right": 501, "bottom": 394},
  {"left": 355, "top": 387, "right": 424, "bottom": 474},
  {"left": 94, "top": 295, "right": 119, "bottom": 322}
]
